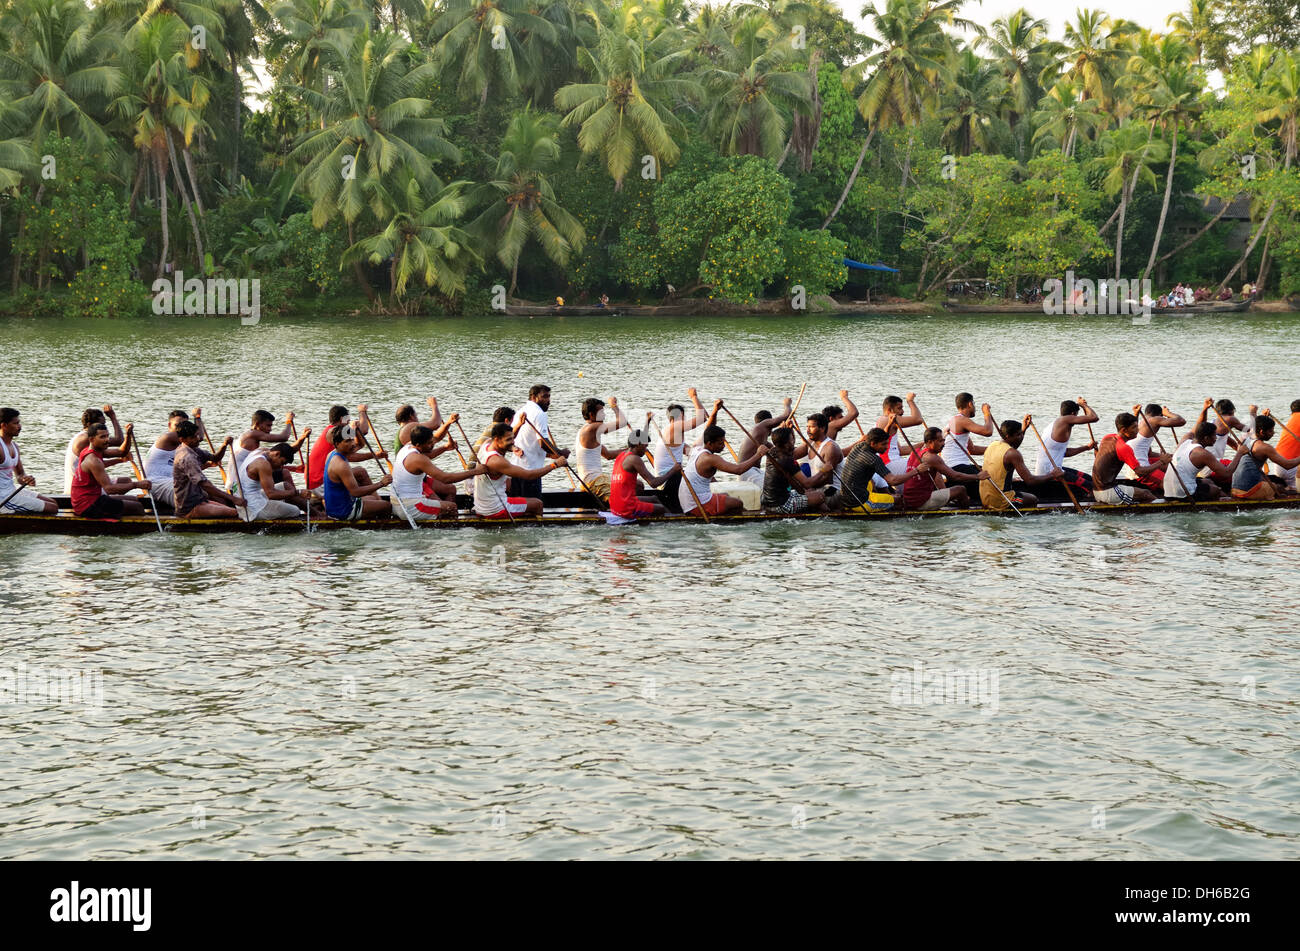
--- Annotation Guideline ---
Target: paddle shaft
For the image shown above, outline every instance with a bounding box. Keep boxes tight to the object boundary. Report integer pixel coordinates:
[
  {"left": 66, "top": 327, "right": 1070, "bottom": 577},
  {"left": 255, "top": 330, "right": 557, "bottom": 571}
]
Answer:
[
  {"left": 199, "top": 417, "right": 228, "bottom": 483},
  {"left": 129, "top": 431, "right": 164, "bottom": 533},
  {"left": 1027, "top": 418, "right": 1084, "bottom": 513},
  {"left": 1265, "top": 410, "right": 1300, "bottom": 448},
  {"left": 0, "top": 482, "right": 27, "bottom": 510},
  {"left": 457, "top": 419, "right": 515, "bottom": 524}
]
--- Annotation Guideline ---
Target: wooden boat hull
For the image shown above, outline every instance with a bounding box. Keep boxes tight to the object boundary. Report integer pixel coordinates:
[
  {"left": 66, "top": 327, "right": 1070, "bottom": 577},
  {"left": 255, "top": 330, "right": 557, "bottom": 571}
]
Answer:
[{"left": 5, "top": 494, "right": 1300, "bottom": 535}]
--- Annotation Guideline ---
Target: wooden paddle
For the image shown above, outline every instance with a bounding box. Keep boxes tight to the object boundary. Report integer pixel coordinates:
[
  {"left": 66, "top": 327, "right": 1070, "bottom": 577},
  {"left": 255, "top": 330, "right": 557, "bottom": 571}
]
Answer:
[
  {"left": 1137, "top": 406, "right": 1193, "bottom": 503},
  {"left": 789, "top": 382, "right": 808, "bottom": 418},
  {"left": 197, "top": 411, "right": 228, "bottom": 483},
  {"left": 129, "top": 430, "right": 164, "bottom": 533},
  {"left": 0, "top": 482, "right": 29, "bottom": 512},
  {"left": 457, "top": 418, "right": 516, "bottom": 524},
  {"left": 1026, "top": 416, "right": 1084, "bottom": 513},
  {"left": 357, "top": 425, "right": 415, "bottom": 529}
]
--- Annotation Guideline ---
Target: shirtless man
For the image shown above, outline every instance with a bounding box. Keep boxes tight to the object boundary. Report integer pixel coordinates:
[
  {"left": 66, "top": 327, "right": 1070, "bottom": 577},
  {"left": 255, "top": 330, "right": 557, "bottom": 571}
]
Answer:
[{"left": 1092, "top": 413, "right": 1171, "bottom": 505}]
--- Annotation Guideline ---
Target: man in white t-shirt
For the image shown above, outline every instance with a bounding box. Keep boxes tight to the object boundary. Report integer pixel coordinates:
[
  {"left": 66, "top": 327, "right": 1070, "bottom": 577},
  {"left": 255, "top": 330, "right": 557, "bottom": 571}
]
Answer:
[{"left": 510, "top": 384, "right": 569, "bottom": 498}]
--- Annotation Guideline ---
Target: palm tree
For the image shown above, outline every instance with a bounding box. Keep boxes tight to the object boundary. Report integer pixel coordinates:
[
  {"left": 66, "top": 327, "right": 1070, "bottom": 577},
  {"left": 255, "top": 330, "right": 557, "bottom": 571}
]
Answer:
[
  {"left": 822, "top": 0, "right": 961, "bottom": 227},
  {"left": 1057, "top": 9, "right": 1133, "bottom": 108},
  {"left": 427, "top": 0, "right": 560, "bottom": 106},
  {"left": 0, "top": 0, "right": 123, "bottom": 152},
  {"left": 697, "top": 12, "right": 813, "bottom": 159},
  {"left": 1166, "top": 0, "right": 1220, "bottom": 68},
  {"left": 265, "top": 0, "right": 368, "bottom": 93},
  {"left": 977, "top": 8, "right": 1060, "bottom": 154},
  {"left": 1087, "top": 123, "right": 1166, "bottom": 276},
  {"left": 554, "top": 3, "right": 698, "bottom": 188},
  {"left": 467, "top": 107, "right": 585, "bottom": 294},
  {"left": 289, "top": 26, "right": 458, "bottom": 299},
  {"left": 939, "top": 46, "right": 1010, "bottom": 156},
  {"left": 344, "top": 169, "right": 480, "bottom": 303},
  {"left": 1031, "top": 78, "right": 1105, "bottom": 157},
  {"left": 1123, "top": 38, "right": 1201, "bottom": 279}
]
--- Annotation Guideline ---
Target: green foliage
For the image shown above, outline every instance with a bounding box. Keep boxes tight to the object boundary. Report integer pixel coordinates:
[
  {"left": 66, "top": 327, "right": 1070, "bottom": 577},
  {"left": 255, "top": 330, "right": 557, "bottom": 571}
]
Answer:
[{"left": 781, "top": 228, "right": 848, "bottom": 294}]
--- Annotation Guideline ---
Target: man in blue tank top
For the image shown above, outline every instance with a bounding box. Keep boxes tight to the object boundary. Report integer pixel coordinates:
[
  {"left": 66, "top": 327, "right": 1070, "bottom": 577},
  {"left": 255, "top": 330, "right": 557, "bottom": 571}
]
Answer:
[{"left": 324, "top": 425, "right": 392, "bottom": 521}]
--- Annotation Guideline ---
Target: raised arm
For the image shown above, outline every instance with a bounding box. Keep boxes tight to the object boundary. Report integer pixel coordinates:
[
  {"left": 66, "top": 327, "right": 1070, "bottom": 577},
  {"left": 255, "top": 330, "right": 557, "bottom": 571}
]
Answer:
[
  {"left": 897, "top": 392, "right": 923, "bottom": 428},
  {"left": 958, "top": 404, "right": 995, "bottom": 438},
  {"left": 425, "top": 397, "right": 443, "bottom": 431},
  {"left": 827, "top": 390, "right": 859, "bottom": 438}
]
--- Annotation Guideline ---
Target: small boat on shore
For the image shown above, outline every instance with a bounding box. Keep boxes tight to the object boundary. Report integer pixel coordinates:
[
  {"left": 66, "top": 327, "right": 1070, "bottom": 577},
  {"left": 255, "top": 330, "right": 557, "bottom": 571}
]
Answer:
[
  {"left": 944, "top": 299, "right": 1254, "bottom": 314},
  {"left": 4, "top": 493, "right": 1298, "bottom": 536}
]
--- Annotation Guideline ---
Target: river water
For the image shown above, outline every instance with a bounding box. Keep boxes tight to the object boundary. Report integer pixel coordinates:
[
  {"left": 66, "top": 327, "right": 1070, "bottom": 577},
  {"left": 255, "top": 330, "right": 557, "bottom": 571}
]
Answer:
[{"left": 2, "top": 312, "right": 1299, "bottom": 859}]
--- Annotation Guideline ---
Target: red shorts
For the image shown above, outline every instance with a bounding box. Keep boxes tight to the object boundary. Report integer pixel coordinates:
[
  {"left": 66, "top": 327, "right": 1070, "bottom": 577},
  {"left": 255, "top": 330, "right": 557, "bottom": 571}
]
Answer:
[
  {"left": 684, "top": 494, "right": 729, "bottom": 516},
  {"left": 482, "top": 497, "right": 529, "bottom": 519},
  {"left": 612, "top": 500, "right": 657, "bottom": 519}
]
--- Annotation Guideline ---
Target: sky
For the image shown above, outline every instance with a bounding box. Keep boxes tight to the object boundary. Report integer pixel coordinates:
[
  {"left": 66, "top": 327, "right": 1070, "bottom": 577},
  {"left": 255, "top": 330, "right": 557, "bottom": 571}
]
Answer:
[{"left": 842, "top": 0, "right": 1190, "bottom": 37}]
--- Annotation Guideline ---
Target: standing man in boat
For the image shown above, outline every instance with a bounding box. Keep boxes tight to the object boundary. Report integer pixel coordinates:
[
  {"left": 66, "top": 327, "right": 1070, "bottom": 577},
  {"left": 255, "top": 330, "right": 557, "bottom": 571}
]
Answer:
[
  {"left": 1030, "top": 399, "right": 1099, "bottom": 500},
  {"left": 901, "top": 426, "right": 989, "bottom": 510},
  {"left": 678, "top": 424, "right": 767, "bottom": 517},
  {"left": 0, "top": 408, "right": 58, "bottom": 515},
  {"left": 511, "top": 385, "right": 568, "bottom": 499},
  {"left": 476, "top": 422, "right": 567, "bottom": 518},
  {"left": 942, "top": 394, "right": 995, "bottom": 479},
  {"left": 1092, "top": 413, "right": 1169, "bottom": 505},
  {"left": 70, "top": 423, "right": 152, "bottom": 518},
  {"left": 392, "top": 424, "right": 485, "bottom": 519},
  {"left": 323, "top": 425, "right": 392, "bottom": 521},
  {"left": 981, "top": 417, "right": 1063, "bottom": 511},
  {"left": 235, "top": 409, "right": 301, "bottom": 466},
  {"left": 610, "top": 428, "right": 681, "bottom": 519},
  {"left": 64, "top": 407, "right": 133, "bottom": 494},
  {"left": 874, "top": 393, "right": 924, "bottom": 478},
  {"left": 171, "top": 421, "right": 246, "bottom": 519},
  {"left": 1164, "top": 421, "right": 1245, "bottom": 501},
  {"left": 652, "top": 387, "right": 709, "bottom": 480},
  {"left": 574, "top": 397, "right": 632, "bottom": 507}
]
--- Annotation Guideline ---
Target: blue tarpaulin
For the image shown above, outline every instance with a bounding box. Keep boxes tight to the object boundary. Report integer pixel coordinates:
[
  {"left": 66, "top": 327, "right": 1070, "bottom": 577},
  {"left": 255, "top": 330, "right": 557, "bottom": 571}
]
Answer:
[{"left": 843, "top": 258, "right": 899, "bottom": 273}]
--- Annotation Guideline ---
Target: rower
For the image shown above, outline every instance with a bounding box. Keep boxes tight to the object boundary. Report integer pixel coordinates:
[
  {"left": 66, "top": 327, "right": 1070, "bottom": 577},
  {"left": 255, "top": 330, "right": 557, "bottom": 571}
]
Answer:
[
  {"left": 1229, "top": 415, "right": 1300, "bottom": 501},
  {"left": 70, "top": 423, "right": 152, "bottom": 518},
  {"left": 761, "top": 426, "right": 830, "bottom": 514},
  {"left": 980, "top": 417, "right": 1063, "bottom": 510},
  {"left": 236, "top": 409, "right": 298, "bottom": 465},
  {"left": 609, "top": 428, "right": 681, "bottom": 519},
  {"left": 901, "top": 426, "right": 989, "bottom": 510},
  {"left": 511, "top": 385, "right": 568, "bottom": 498},
  {"left": 394, "top": 397, "right": 452, "bottom": 452},
  {"left": 235, "top": 442, "right": 312, "bottom": 522},
  {"left": 1029, "top": 399, "right": 1099, "bottom": 500},
  {"left": 1092, "top": 413, "right": 1169, "bottom": 505},
  {"left": 838, "top": 428, "right": 927, "bottom": 512},
  {"left": 1165, "top": 421, "right": 1245, "bottom": 501},
  {"left": 1273, "top": 399, "right": 1300, "bottom": 491},
  {"left": 0, "top": 408, "right": 57, "bottom": 514},
  {"left": 736, "top": 397, "right": 792, "bottom": 487},
  {"left": 145, "top": 409, "right": 234, "bottom": 512},
  {"left": 652, "top": 387, "right": 708, "bottom": 480},
  {"left": 823, "top": 390, "right": 860, "bottom": 441},
  {"left": 307, "top": 407, "right": 382, "bottom": 492},
  {"left": 1125, "top": 403, "right": 1185, "bottom": 491},
  {"left": 1210, "top": 398, "right": 1254, "bottom": 461},
  {"left": 942, "top": 393, "right": 995, "bottom": 479},
  {"left": 575, "top": 397, "right": 631, "bottom": 507},
  {"left": 678, "top": 424, "right": 766, "bottom": 517},
  {"left": 323, "top": 425, "right": 393, "bottom": 521},
  {"left": 393, "top": 425, "right": 485, "bottom": 519},
  {"left": 64, "top": 407, "right": 133, "bottom": 494},
  {"left": 874, "top": 393, "right": 923, "bottom": 478},
  {"left": 802, "top": 412, "right": 844, "bottom": 492},
  {"left": 171, "top": 421, "right": 245, "bottom": 519},
  {"left": 475, "top": 422, "right": 567, "bottom": 518}
]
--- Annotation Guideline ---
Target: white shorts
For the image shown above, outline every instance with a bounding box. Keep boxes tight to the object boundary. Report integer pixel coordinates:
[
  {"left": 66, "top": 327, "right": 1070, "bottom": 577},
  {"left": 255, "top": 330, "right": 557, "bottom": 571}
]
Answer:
[
  {"left": 739, "top": 467, "right": 764, "bottom": 487},
  {"left": 398, "top": 497, "right": 450, "bottom": 521},
  {"left": 246, "top": 499, "right": 303, "bottom": 521},
  {"left": 1277, "top": 464, "right": 1297, "bottom": 489},
  {"left": 0, "top": 487, "right": 47, "bottom": 514},
  {"left": 149, "top": 479, "right": 176, "bottom": 509},
  {"left": 1094, "top": 485, "right": 1136, "bottom": 505},
  {"left": 916, "top": 487, "right": 955, "bottom": 511},
  {"left": 885, "top": 455, "right": 909, "bottom": 477}
]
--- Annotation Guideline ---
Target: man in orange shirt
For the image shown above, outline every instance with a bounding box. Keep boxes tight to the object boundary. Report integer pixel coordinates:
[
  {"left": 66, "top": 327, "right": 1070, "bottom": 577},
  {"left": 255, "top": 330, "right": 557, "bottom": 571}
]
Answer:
[{"left": 1273, "top": 399, "right": 1300, "bottom": 491}]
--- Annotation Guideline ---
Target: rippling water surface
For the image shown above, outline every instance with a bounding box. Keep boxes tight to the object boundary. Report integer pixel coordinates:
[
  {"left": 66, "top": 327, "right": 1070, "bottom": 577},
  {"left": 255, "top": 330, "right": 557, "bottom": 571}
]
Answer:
[{"left": 3, "top": 312, "right": 1299, "bottom": 859}]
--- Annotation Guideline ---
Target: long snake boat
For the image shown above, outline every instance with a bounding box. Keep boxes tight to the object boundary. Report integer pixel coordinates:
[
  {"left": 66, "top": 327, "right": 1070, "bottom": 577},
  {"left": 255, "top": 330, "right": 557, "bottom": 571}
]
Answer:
[{"left": 2, "top": 492, "right": 1299, "bottom": 535}]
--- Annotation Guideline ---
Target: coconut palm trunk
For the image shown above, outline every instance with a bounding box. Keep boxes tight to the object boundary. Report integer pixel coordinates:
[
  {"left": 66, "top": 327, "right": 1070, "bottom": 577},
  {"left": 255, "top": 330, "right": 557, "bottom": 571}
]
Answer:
[
  {"left": 821, "top": 128, "right": 875, "bottom": 229},
  {"left": 155, "top": 148, "right": 170, "bottom": 278},
  {"left": 166, "top": 129, "right": 204, "bottom": 268},
  {"left": 1142, "top": 121, "right": 1177, "bottom": 281}
]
